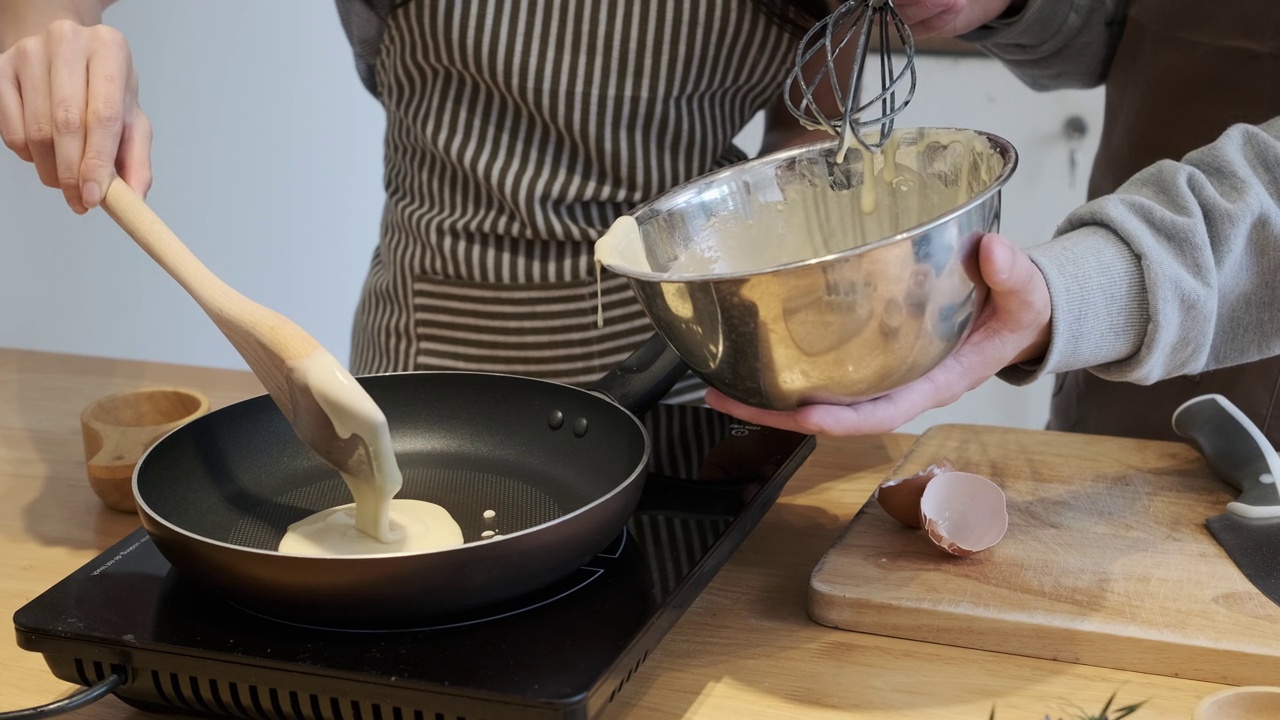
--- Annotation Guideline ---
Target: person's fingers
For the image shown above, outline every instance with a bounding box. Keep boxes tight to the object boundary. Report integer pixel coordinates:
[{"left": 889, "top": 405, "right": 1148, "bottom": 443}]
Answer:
[
  {"left": 79, "top": 28, "right": 131, "bottom": 208},
  {"left": 892, "top": 0, "right": 955, "bottom": 29},
  {"left": 906, "top": 4, "right": 969, "bottom": 37},
  {"left": 789, "top": 349, "right": 990, "bottom": 436},
  {"left": 116, "top": 105, "right": 152, "bottom": 198},
  {"left": 977, "top": 233, "right": 1052, "bottom": 363},
  {"left": 790, "top": 396, "right": 922, "bottom": 436},
  {"left": 890, "top": 0, "right": 1019, "bottom": 38},
  {"left": 890, "top": 0, "right": 977, "bottom": 37},
  {"left": 766, "top": 324, "right": 1009, "bottom": 437},
  {"left": 705, "top": 235, "right": 1053, "bottom": 437},
  {"left": 799, "top": 240, "right": 1051, "bottom": 434},
  {"left": 705, "top": 331, "right": 1001, "bottom": 436},
  {"left": 702, "top": 390, "right": 825, "bottom": 435},
  {"left": 1, "top": 23, "right": 144, "bottom": 210},
  {"left": 13, "top": 38, "right": 58, "bottom": 189},
  {"left": 705, "top": 375, "right": 946, "bottom": 436},
  {"left": 48, "top": 22, "right": 92, "bottom": 213},
  {"left": 0, "top": 59, "right": 30, "bottom": 161}
]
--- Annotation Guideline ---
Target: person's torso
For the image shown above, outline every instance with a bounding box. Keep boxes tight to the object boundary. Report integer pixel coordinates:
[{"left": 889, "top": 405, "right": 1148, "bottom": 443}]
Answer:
[
  {"left": 1088, "top": 0, "right": 1280, "bottom": 198},
  {"left": 339, "top": 0, "right": 797, "bottom": 284}
]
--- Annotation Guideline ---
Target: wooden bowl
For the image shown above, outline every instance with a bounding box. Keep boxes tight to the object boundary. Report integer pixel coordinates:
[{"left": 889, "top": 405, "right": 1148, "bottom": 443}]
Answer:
[
  {"left": 80, "top": 387, "right": 210, "bottom": 512},
  {"left": 1194, "top": 686, "right": 1280, "bottom": 720}
]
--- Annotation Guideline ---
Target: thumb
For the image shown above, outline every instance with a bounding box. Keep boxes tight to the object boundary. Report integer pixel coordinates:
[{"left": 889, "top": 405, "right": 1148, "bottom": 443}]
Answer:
[
  {"left": 980, "top": 233, "right": 1037, "bottom": 296},
  {"left": 980, "top": 233, "right": 1015, "bottom": 286},
  {"left": 976, "top": 232, "right": 1051, "bottom": 363}
]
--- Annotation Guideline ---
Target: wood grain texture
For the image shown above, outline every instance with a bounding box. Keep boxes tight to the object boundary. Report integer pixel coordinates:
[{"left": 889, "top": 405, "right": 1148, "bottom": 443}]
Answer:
[
  {"left": 809, "top": 423, "right": 1280, "bottom": 687},
  {"left": 0, "top": 350, "right": 1234, "bottom": 719}
]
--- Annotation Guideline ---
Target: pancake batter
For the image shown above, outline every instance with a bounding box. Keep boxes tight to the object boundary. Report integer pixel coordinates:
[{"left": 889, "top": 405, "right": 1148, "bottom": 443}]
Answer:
[
  {"left": 593, "top": 128, "right": 998, "bottom": 283},
  {"left": 278, "top": 498, "right": 464, "bottom": 556},
  {"left": 279, "top": 349, "right": 463, "bottom": 556}
]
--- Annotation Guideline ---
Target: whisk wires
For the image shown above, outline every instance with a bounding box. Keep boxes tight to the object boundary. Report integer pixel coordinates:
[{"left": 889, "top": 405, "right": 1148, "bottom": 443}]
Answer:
[{"left": 784, "top": 0, "right": 918, "bottom": 155}]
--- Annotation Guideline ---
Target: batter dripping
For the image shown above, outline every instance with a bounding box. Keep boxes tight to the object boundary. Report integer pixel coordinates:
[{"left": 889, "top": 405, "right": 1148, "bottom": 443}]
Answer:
[
  {"left": 277, "top": 350, "right": 463, "bottom": 555},
  {"left": 593, "top": 215, "right": 647, "bottom": 328}
]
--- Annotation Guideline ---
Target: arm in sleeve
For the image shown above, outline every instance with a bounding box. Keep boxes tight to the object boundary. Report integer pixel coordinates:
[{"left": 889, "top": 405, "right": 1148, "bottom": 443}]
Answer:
[
  {"left": 958, "top": 0, "right": 1129, "bottom": 91},
  {"left": 999, "top": 116, "right": 1280, "bottom": 386}
]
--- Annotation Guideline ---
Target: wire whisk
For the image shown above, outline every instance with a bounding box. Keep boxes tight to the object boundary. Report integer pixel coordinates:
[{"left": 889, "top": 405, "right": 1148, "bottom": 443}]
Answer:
[{"left": 784, "top": 0, "right": 918, "bottom": 158}]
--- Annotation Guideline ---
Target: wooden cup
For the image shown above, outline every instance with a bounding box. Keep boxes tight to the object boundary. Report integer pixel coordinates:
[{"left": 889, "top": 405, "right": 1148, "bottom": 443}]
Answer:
[
  {"left": 81, "top": 387, "right": 210, "bottom": 512},
  {"left": 1194, "top": 686, "right": 1280, "bottom": 720}
]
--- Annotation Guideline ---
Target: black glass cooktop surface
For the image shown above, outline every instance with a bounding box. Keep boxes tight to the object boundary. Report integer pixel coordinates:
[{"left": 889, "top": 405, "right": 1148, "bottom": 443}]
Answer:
[{"left": 15, "top": 403, "right": 814, "bottom": 720}]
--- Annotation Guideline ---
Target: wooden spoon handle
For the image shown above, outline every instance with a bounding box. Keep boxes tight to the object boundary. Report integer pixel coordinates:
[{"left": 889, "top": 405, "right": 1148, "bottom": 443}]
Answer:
[
  {"left": 100, "top": 178, "right": 228, "bottom": 314},
  {"left": 99, "top": 177, "right": 320, "bottom": 419}
]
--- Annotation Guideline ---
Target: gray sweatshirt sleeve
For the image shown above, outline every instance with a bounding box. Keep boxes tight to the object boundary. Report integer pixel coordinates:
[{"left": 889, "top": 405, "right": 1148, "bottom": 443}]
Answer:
[
  {"left": 959, "top": 0, "right": 1129, "bottom": 91},
  {"left": 998, "top": 115, "right": 1280, "bottom": 387}
]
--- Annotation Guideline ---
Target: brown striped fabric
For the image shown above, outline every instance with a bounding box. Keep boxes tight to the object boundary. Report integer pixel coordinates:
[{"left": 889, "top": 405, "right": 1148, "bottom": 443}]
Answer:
[
  {"left": 339, "top": 0, "right": 797, "bottom": 404},
  {"left": 410, "top": 274, "right": 652, "bottom": 381}
]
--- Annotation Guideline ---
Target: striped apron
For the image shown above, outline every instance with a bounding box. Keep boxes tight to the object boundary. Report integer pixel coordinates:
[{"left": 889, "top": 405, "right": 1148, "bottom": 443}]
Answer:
[{"left": 334, "top": 0, "right": 798, "bottom": 404}]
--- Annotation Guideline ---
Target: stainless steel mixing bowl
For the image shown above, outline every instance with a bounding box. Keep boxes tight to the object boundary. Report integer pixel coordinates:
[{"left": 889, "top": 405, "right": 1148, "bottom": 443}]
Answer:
[{"left": 604, "top": 127, "right": 1018, "bottom": 410}]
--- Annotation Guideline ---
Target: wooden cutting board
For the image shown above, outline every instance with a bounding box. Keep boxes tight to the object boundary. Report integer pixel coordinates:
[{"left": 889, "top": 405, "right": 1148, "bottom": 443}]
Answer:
[{"left": 809, "top": 424, "right": 1280, "bottom": 686}]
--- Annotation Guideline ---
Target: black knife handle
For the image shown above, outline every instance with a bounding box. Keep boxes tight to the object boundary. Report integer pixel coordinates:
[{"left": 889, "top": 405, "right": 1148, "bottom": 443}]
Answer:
[{"left": 1172, "top": 394, "right": 1280, "bottom": 519}]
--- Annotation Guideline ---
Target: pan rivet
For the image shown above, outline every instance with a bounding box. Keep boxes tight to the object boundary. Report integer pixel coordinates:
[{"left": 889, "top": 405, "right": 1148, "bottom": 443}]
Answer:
[
  {"left": 573, "top": 418, "right": 589, "bottom": 438},
  {"left": 548, "top": 410, "right": 565, "bottom": 430}
]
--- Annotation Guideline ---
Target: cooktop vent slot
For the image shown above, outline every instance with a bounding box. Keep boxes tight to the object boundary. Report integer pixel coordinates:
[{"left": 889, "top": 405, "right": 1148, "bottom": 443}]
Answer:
[
  {"left": 607, "top": 645, "right": 654, "bottom": 704},
  {"left": 142, "top": 670, "right": 465, "bottom": 720}
]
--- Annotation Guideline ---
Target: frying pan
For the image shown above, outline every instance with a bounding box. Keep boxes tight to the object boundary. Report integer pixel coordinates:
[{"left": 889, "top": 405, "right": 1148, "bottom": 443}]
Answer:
[{"left": 132, "top": 333, "right": 689, "bottom": 629}]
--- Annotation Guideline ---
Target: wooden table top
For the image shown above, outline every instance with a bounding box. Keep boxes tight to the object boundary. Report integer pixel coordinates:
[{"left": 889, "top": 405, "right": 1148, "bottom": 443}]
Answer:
[{"left": 0, "top": 347, "right": 1227, "bottom": 719}]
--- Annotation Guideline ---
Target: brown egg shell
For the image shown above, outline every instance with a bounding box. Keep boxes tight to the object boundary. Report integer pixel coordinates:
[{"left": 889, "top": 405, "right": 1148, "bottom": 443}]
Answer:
[
  {"left": 918, "top": 471, "right": 1008, "bottom": 557},
  {"left": 873, "top": 458, "right": 956, "bottom": 528}
]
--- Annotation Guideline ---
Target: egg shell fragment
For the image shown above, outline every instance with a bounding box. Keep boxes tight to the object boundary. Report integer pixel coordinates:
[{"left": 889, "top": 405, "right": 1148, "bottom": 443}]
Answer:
[
  {"left": 918, "top": 471, "right": 1008, "bottom": 557},
  {"left": 873, "top": 458, "right": 957, "bottom": 528}
]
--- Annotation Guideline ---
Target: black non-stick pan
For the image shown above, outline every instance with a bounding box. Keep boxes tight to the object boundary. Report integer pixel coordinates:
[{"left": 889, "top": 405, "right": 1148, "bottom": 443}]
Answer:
[{"left": 132, "top": 333, "right": 689, "bottom": 629}]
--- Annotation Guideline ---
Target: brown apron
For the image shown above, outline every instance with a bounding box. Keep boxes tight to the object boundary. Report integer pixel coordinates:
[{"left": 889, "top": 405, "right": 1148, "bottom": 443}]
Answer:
[{"left": 1047, "top": 0, "right": 1280, "bottom": 444}]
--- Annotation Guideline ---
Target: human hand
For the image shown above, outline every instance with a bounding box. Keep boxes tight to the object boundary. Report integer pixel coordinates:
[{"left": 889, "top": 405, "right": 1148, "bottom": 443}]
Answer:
[
  {"left": 703, "top": 233, "right": 1051, "bottom": 435},
  {"left": 890, "top": 0, "right": 1024, "bottom": 38},
  {"left": 0, "top": 19, "right": 151, "bottom": 214}
]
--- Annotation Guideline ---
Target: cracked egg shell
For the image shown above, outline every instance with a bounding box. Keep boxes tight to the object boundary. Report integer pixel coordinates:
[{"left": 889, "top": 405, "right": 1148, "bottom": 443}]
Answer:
[
  {"left": 873, "top": 458, "right": 956, "bottom": 528},
  {"left": 918, "top": 471, "right": 1008, "bottom": 557}
]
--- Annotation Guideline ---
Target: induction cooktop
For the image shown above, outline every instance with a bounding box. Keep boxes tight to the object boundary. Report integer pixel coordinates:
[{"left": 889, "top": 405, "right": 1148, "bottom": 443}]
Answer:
[{"left": 15, "top": 402, "right": 814, "bottom": 720}]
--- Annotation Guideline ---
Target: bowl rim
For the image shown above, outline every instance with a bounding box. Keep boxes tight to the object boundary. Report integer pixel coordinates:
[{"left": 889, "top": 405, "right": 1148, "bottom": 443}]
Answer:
[{"left": 604, "top": 126, "right": 1019, "bottom": 283}]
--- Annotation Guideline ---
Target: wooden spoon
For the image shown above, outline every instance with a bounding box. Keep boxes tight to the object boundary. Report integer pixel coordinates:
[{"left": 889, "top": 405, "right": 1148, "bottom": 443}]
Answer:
[{"left": 98, "top": 177, "right": 401, "bottom": 539}]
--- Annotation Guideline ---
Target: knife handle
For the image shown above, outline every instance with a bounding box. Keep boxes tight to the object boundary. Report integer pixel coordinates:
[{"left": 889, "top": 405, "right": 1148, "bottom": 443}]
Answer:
[{"left": 1172, "top": 394, "right": 1280, "bottom": 519}]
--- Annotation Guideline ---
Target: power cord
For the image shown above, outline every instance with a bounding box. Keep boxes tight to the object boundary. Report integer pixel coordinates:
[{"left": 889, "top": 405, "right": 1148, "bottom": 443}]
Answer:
[{"left": 0, "top": 671, "right": 125, "bottom": 720}]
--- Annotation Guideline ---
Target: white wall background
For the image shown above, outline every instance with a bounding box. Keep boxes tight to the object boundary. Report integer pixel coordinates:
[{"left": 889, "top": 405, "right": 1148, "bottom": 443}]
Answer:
[
  {"left": 0, "top": 3, "right": 1105, "bottom": 435},
  {"left": 0, "top": 1, "right": 386, "bottom": 371}
]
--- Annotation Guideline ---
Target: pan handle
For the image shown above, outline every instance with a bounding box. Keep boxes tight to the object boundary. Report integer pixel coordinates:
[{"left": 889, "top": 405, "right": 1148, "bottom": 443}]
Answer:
[{"left": 589, "top": 333, "right": 691, "bottom": 416}]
